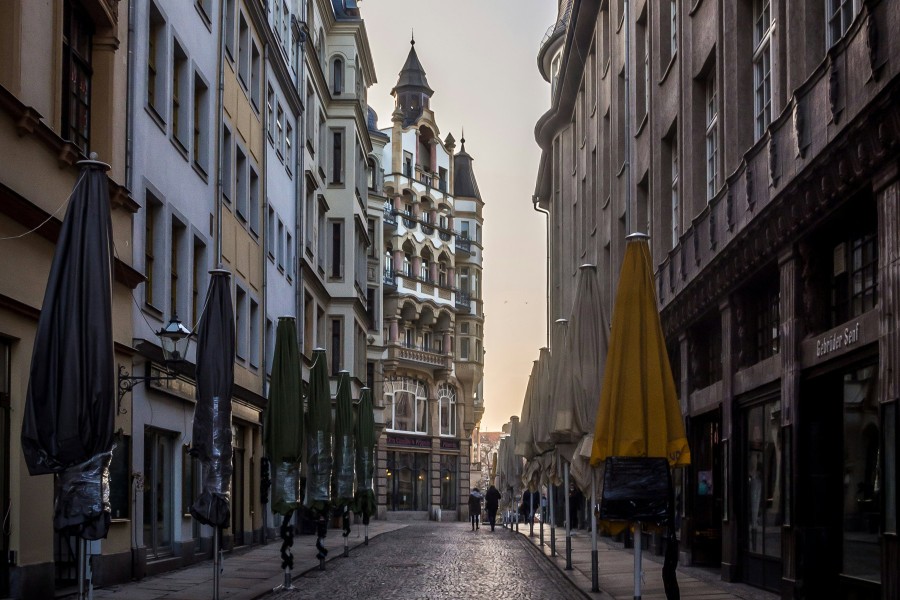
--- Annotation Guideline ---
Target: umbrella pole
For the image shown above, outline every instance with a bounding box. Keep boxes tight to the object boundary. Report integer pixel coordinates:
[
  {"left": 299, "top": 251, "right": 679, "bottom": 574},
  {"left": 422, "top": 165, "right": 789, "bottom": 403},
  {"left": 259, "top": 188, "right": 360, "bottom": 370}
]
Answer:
[
  {"left": 529, "top": 490, "right": 534, "bottom": 537},
  {"left": 77, "top": 538, "right": 86, "bottom": 600},
  {"left": 549, "top": 478, "right": 556, "bottom": 556},
  {"left": 564, "top": 462, "right": 572, "bottom": 570},
  {"left": 213, "top": 527, "right": 220, "bottom": 600},
  {"left": 342, "top": 506, "right": 350, "bottom": 558},
  {"left": 539, "top": 486, "right": 544, "bottom": 547},
  {"left": 634, "top": 521, "right": 642, "bottom": 600},
  {"left": 591, "top": 473, "right": 599, "bottom": 592},
  {"left": 273, "top": 511, "right": 295, "bottom": 592}
]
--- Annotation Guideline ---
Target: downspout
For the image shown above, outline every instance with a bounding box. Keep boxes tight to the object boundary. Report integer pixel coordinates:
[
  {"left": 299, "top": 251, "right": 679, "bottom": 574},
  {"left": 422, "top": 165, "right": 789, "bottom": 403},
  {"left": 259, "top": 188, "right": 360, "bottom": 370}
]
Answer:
[
  {"left": 532, "top": 196, "right": 550, "bottom": 348},
  {"left": 624, "top": 0, "right": 632, "bottom": 235},
  {"left": 215, "top": 0, "right": 227, "bottom": 266},
  {"left": 261, "top": 41, "right": 269, "bottom": 394},
  {"left": 295, "top": 12, "right": 308, "bottom": 352},
  {"left": 125, "top": 0, "right": 136, "bottom": 196}
]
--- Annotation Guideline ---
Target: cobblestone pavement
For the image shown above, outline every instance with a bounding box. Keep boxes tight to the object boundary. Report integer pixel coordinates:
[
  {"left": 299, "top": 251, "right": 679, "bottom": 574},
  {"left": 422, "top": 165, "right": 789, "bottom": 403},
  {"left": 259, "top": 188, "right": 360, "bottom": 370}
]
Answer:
[{"left": 268, "top": 522, "right": 588, "bottom": 600}]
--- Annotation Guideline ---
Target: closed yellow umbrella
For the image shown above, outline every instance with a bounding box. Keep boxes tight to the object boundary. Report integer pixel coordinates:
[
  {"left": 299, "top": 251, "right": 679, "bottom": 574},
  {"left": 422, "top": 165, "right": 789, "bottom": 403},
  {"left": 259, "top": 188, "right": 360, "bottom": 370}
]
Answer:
[
  {"left": 590, "top": 235, "right": 690, "bottom": 467},
  {"left": 589, "top": 233, "right": 689, "bottom": 600}
]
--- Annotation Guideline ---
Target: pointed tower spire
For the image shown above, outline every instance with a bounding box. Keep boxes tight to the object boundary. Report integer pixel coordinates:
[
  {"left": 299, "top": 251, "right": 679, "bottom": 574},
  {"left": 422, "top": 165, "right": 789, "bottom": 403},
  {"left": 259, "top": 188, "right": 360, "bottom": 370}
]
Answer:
[{"left": 391, "top": 38, "right": 434, "bottom": 126}]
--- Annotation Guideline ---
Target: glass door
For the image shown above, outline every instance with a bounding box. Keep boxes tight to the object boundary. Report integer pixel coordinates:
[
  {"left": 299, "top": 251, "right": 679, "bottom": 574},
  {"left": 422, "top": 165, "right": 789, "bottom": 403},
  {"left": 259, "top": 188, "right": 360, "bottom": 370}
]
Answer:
[
  {"left": 741, "top": 398, "right": 783, "bottom": 591},
  {"left": 689, "top": 410, "right": 721, "bottom": 566},
  {"left": 143, "top": 429, "right": 174, "bottom": 559}
]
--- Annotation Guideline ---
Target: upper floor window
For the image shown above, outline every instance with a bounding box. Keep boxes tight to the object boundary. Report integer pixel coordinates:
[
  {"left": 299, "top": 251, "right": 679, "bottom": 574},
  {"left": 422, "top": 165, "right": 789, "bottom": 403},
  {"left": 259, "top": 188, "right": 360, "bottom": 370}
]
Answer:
[
  {"left": 705, "top": 71, "right": 718, "bottom": 201},
  {"left": 147, "top": 2, "right": 165, "bottom": 117},
  {"left": 832, "top": 226, "right": 877, "bottom": 325},
  {"left": 62, "top": 0, "right": 94, "bottom": 155},
  {"left": 752, "top": 0, "right": 773, "bottom": 141},
  {"left": 827, "top": 0, "right": 860, "bottom": 48},
  {"left": 331, "top": 129, "right": 344, "bottom": 184},
  {"left": 332, "top": 58, "right": 343, "bottom": 95},
  {"left": 438, "top": 383, "right": 457, "bottom": 437},
  {"left": 385, "top": 378, "right": 427, "bottom": 434},
  {"left": 671, "top": 133, "right": 679, "bottom": 247}
]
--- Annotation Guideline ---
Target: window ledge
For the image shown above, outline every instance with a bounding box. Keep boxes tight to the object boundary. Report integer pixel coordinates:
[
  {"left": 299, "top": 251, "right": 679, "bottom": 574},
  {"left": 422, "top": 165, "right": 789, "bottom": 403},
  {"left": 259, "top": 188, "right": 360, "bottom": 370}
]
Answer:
[
  {"left": 635, "top": 113, "right": 649, "bottom": 137},
  {"left": 192, "top": 160, "right": 208, "bottom": 183},
  {"left": 659, "top": 52, "right": 677, "bottom": 85},
  {"left": 145, "top": 104, "right": 166, "bottom": 134},
  {"left": 170, "top": 135, "right": 189, "bottom": 161}
]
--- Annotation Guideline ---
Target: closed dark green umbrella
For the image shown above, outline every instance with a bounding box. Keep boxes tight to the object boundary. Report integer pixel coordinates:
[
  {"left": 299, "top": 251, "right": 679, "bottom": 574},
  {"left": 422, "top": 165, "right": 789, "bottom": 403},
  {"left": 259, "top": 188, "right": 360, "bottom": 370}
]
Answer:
[
  {"left": 354, "top": 387, "right": 376, "bottom": 544},
  {"left": 265, "top": 317, "right": 303, "bottom": 516},
  {"left": 333, "top": 370, "right": 355, "bottom": 556},
  {"left": 305, "top": 348, "right": 332, "bottom": 569},
  {"left": 264, "top": 317, "right": 302, "bottom": 590}
]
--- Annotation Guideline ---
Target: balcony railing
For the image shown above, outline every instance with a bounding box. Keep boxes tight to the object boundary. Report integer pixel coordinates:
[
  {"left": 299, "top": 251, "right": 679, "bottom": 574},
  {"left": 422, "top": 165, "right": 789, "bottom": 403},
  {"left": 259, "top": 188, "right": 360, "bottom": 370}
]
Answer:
[
  {"left": 455, "top": 238, "right": 471, "bottom": 254},
  {"left": 456, "top": 292, "right": 471, "bottom": 309},
  {"left": 387, "top": 343, "right": 453, "bottom": 369},
  {"left": 421, "top": 223, "right": 434, "bottom": 235},
  {"left": 438, "top": 230, "right": 451, "bottom": 242},
  {"left": 383, "top": 203, "right": 397, "bottom": 226},
  {"left": 383, "top": 269, "right": 396, "bottom": 287}
]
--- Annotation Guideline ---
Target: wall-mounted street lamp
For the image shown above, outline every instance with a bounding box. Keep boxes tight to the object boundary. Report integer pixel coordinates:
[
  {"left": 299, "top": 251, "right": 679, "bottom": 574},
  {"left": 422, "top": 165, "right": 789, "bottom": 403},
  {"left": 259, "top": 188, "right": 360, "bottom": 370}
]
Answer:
[{"left": 117, "top": 315, "right": 193, "bottom": 413}]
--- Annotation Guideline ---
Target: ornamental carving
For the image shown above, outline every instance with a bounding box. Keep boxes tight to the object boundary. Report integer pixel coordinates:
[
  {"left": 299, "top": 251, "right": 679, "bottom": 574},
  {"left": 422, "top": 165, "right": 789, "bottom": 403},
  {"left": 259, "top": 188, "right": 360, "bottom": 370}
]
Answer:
[
  {"left": 680, "top": 245, "right": 686, "bottom": 281},
  {"left": 769, "top": 135, "right": 779, "bottom": 186},
  {"left": 726, "top": 188, "right": 734, "bottom": 232},
  {"left": 797, "top": 241, "right": 828, "bottom": 338},
  {"left": 793, "top": 98, "right": 806, "bottom": 158},
  {"left": 829, "top": 57, "right": 841, "bottom": 122},
  {"left": 693, "top": 229, "right": 700, "bottom": 266},
  {"left": 865, "top": 6, "right": 879, "bottom": 80},
  {"left": 709, "top": 210, "right": 717, "bottom": 250},
  {"left": 745, "top": 164, "right": 754, "bottom": 210}
]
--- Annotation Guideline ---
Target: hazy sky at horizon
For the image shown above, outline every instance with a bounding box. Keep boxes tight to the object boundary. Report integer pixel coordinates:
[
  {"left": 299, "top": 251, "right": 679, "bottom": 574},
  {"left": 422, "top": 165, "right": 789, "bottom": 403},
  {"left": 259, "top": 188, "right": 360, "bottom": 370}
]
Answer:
[{"left": 363, "top": 1, "right": 557, "bottom": 431}]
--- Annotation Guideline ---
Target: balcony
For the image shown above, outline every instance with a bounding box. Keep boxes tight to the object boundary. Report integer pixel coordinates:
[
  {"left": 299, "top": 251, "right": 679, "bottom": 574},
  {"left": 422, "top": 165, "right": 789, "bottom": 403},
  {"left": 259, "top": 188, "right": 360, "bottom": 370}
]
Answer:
[
  {"left": 402, "top": 214, "right": 416, "bottom": 229},
  {"left": 387, "top": 343, "right": 453, "bottom": 370},
  {"left": 383, "top": 203, "right": 397, "bottom": 227},
  {"left": 438, "top": 230, "right": 451, "bottom": 242},
  {"left": 421, "top": 223, "right": 434, "bottom": 235},
  {"left": 455, "top": 237, "right": 471, "bottom": 254},
  {"left": 456, "top": 292, "right": 471, "bottom": 309},
  {"left": 383, "top": 268, "right": 396, "bottom": 287}
]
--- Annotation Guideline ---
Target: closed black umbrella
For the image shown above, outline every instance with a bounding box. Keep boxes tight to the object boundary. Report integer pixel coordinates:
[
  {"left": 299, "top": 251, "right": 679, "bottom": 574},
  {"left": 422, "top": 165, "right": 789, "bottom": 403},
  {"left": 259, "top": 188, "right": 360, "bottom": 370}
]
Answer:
[
  {"left": 264, "top": 317, "right": 303, "bottom": 589},
  {"left": 354, "top": 387, "right": 376, "bottom": 544},
  {"left": 333, "top": 370, "right": 354, "bottom": 556},
  {"left": 21, "top": 159, "right": 115, "bottom": 541},
  {"left": 305, "top": 348, "right": 332, "bottom": 569},
  {"left": 189, "top": 269, "right": 235, "bottom": 528},
  {"left": 20, "top": 158, "right": 115, "bottom": 600}
]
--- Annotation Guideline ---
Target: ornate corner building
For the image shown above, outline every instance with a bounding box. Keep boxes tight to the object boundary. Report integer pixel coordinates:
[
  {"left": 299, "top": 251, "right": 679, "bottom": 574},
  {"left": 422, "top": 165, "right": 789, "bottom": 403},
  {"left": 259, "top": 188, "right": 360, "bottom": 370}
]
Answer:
[{"left": 370, "top": 40, "right": 486, "bottom": 521}]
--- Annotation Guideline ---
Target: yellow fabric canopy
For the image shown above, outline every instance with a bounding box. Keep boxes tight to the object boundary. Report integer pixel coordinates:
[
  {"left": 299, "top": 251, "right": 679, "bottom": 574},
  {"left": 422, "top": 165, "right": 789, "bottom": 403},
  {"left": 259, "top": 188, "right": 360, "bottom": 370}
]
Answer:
[{"left": 590, "top": 236, "right": 690, "bottom": 468}]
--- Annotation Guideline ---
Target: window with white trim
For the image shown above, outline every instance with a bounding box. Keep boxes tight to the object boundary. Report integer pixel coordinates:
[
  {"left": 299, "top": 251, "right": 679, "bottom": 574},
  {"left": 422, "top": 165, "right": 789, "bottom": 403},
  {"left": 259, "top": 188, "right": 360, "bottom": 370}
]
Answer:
[
  {"left": 438, "top": 383, "right": 457, "bottom": 436},
  {"left": 752, "top": 0, "right": 773, "bottom": 141},
  {"left": 385, "top": 378, "right": 428, "bottom": 434},
  {"left": 827, "top": 0, "right": 860, "bottom": 48},
  {"left": 705, "top": 70, "right": 718, "bottom": 201}
]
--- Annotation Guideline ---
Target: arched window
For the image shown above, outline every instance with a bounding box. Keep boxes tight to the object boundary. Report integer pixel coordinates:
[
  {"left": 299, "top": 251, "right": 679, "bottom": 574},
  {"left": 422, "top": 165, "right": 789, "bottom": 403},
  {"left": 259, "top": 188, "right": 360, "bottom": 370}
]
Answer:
[
  {"left": 332, "top": 57, "right": 343, "bottom": 95},
  {"left": 438, "top": 383, "right": 457, "bottom": 436},
  {"left": 385, "top": 378, "right": 428, "bottom": 434}
]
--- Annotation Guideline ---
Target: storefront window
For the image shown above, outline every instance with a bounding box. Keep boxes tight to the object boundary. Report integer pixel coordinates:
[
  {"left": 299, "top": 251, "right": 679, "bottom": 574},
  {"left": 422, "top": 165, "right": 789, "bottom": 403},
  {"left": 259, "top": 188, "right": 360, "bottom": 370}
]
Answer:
[
  {"left": 745, "top": 399, "right": 782, "bottom": 560},
  {"left": 386, "top": 452, "right": 429, "bottom": 511},
  {"left": 842, "top": 365, "right": 880, "bottom": 582},
  {"left": 440, "top": 455, "right": 457, "bottom": 510}
]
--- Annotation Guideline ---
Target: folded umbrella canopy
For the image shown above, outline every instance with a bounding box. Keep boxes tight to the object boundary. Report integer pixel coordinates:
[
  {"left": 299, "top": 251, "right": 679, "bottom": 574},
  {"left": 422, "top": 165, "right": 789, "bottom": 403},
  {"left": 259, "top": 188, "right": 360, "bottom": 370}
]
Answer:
[
  {"left": 190, "top": 270, "right": 235, "bottom": 528},
  {"left": 354, "top": 387, "right": 376, "bottom": 525},
  {"left": 305, "top": 348, "right": 332, "bottom": 568},
  {"left": 21, "top": 159, "right": 115, "bottom": 541},
  {"left": 332, "top": 371, "right": 355, "bottom": 505},
  {"left": 590, "top": 238, "right": 689, "bottom": 468},
  {"left": 531, "top": 347, "right": 553, "bottom": 455},
  {"left": 514, "top": 364, "right": 537, "bottom": 461},
  {"left": 265, "top": 317, "right": 304, "bottom": 516}
]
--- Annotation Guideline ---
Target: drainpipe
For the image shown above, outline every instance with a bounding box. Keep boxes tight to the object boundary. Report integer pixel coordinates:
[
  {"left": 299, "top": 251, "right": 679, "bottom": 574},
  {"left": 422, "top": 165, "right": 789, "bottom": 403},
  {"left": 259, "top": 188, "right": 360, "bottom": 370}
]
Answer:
[
  {"left": 532, "top": 196, "right": 551, "bottom": 348},
  {"left": 215, "top": 0, "right": 227, "bottom": 266},
  {"left": 294, "top": 12, "right": 308, "bottom": 352},
  {"left": 261, "top": 41, "right": 269, "bottom": 395},
  {"left": 125, "top": 0, "right": 136, "bottom": 196}
]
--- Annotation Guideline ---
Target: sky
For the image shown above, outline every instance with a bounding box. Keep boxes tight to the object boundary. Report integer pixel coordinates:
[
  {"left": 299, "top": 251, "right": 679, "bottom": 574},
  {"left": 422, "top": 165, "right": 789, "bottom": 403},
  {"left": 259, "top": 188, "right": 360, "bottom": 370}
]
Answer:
[{"left": 362, "top": 0, "right": 558, "bottom": 432}]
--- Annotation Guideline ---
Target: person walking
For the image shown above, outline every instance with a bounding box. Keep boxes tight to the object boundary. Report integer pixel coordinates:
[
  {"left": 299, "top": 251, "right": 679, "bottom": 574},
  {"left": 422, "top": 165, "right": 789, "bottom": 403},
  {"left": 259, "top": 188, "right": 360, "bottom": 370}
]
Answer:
[
  {"left": 485, "top": 485, "right": 502, "bottom": 531},
  {"left": 468, "top": 487, "right": 484, "bottom": 531}
]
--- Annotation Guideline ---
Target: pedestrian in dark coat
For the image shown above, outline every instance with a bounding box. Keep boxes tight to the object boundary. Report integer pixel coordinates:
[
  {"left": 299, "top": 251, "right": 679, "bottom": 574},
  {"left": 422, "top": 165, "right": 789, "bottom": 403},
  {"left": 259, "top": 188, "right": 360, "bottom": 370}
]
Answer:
[
  {"left": 468, "top": 487, "right": 483, "bottom": 531},
  {"left": 485, "top": 485, "right": 502, "bottom": 531}
]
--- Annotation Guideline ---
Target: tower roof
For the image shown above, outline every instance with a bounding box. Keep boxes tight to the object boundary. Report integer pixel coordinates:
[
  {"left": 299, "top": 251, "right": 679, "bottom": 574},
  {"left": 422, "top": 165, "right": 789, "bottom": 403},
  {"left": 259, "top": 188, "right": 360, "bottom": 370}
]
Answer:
[
  {"left": 454, "top": 137, "right": 481, "bottom": 200},
  {"left": 391, "top": 38, "right": 434, "bottom": 97}
]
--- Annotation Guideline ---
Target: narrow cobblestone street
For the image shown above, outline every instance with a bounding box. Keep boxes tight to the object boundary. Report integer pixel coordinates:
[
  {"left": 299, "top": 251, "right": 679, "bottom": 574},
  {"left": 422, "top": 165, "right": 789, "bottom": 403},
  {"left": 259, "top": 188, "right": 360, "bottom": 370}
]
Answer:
[{"left": 269, "top": 522, "right": 587, "bottom": 600}]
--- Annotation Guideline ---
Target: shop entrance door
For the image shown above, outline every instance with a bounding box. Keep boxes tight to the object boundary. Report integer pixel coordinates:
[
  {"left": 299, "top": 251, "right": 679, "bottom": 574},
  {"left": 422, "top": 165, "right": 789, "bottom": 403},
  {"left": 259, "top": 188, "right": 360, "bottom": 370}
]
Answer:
[
  {"left": 740, "top": 397, "right": 783, "bottom": 592},
  {"left": 689, "top": 411, "right": 721, "bottom": 566}
]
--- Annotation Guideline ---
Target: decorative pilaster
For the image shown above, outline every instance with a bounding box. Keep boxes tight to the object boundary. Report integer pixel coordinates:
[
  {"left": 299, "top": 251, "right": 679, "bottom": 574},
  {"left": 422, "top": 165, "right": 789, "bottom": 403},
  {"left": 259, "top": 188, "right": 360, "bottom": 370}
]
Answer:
[{"left": 876, "top": 166, "right": 900, "bottom": 404}]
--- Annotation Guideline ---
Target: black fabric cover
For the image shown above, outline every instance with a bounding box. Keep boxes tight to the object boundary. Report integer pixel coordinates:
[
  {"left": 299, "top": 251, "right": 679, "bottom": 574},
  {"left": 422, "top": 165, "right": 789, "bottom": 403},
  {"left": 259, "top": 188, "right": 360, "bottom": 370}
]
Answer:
[
  {"left": 190, "top": 271, "right": 234, "bottom": 528},
  {"left": 21, "top": 162, "right": 115, "bottom": 539},
  {"left": 599, "top": 456, "right": 671, "bottom": 524}
]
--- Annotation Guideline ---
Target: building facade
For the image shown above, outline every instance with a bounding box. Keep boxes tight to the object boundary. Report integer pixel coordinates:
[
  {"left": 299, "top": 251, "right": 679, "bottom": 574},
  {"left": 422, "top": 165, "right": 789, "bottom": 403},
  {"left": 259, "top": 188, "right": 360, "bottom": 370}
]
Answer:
[
  {"left": 0, "top": 0, "right": 379, "bottom": 596},
  {"left": 533, "top": 0, "right": 899, "bottom": 598},
  {"left": 373, "top": 40, "right": 486, "bottom": 521},
  {"left": 0, "top": 1, "right": 139, "bottom": 597}
]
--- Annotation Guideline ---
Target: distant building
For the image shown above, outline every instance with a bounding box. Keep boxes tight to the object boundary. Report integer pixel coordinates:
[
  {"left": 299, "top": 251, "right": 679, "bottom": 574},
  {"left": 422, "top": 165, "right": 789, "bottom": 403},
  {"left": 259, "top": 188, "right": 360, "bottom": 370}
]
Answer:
[
  {"left": 372, "top": 39, "right": 486, "bottom": 521},
  {"left": 533, "top": 0, "right": 900, "bottom": 598}
]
